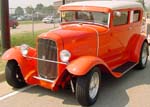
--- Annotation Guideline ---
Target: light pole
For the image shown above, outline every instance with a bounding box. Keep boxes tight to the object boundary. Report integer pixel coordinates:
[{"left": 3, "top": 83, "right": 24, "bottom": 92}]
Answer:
[
  {"left": 0, "top": 0, "right": 11, "bottom": 52},
  {"left": 63, "top": 0, "right": 65, "bottom": 5}
]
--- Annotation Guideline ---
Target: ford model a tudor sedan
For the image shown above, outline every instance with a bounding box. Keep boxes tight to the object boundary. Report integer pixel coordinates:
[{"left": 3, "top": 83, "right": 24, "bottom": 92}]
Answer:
[{"left": 2, "top": 1, "right": 149, "bottom": 106}]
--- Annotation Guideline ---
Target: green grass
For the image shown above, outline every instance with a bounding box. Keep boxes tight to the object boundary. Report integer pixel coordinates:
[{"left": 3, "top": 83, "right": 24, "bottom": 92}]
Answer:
[
  {"left": 11, "top": 29, "right": 49, "bottom": 47},
  {"left": 0, "top": 59, "right": 6, "bottom": 72},
  {"left": 0, "top": 29, "right": 50, "bottom": 73},
  {"left": 0, "top": 60, "right": 6, "bottom": 73},
  {"left": 18, "top": 20, "right": 42, "bottom": 25}
]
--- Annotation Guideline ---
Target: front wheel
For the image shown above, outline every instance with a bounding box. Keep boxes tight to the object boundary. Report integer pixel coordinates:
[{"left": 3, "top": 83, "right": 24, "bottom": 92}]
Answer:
[
  {"left": 5, "top": 60, "right": 27, "bottom": 88},
  {"left": 75, "top": 67, "right": 101, "bottom": 106},
  {"left": 137, "top": 42, "right": 149, "bottom": 69}
]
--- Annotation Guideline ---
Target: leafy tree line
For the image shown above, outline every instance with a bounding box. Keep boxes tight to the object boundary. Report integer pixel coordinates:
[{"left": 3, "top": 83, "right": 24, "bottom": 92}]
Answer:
[
  {"left": 15, "top": 3, "right": 56, "bottom": 17},
  {"left": 14, "top": 0, "right": 150, "bottom": 18}
]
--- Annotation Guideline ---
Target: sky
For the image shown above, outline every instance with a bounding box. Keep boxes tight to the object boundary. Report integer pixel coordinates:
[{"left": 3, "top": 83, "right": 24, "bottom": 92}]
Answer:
[
  {"left": 115, "top": 0, "right": 150, "bottom": 9},
  {"left": 9, "top": 0, "right": 55, "bottom": 8},
  {"left": 9, "top": 0, "right": 150, "bottom": 9}
]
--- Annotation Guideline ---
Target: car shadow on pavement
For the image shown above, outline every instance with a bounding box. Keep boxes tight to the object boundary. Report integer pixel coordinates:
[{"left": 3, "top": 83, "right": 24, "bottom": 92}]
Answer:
[
  {"left": 22, "top": 60, "right": 150, "bottom": 107},
  {"left": 93, "top": 59, "right": 150, "bottom": 107}
]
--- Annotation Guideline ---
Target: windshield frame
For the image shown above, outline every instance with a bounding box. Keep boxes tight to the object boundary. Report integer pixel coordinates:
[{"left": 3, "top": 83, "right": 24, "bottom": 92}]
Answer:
[{"left": 60, "top": 11, "right": 111, "bottom": 28}]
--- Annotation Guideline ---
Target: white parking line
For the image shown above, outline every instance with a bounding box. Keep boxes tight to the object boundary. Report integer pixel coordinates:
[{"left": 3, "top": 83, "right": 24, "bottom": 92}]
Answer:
[{"left": 0, "top": 85, "right": 35, "bottom": 101}]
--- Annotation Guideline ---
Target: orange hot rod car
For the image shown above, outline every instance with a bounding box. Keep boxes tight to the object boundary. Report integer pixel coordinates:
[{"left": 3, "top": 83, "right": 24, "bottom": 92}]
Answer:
[{"left": 2, "top": 1, "right": 149, "bottom": 106}]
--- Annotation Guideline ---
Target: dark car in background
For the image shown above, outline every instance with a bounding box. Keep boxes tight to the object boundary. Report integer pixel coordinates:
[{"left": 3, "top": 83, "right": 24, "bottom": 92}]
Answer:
[
  {"left": 9, "top": 19, "right": 19, "bottom": 29},
  {"left": 9, "top": 16, "right": 19, "bottom": 29}
]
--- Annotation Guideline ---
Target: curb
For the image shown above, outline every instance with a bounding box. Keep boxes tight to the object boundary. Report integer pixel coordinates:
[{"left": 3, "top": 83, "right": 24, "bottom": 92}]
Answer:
[{"left": 0, "top": 72, "right": 5, "bottom": 83}]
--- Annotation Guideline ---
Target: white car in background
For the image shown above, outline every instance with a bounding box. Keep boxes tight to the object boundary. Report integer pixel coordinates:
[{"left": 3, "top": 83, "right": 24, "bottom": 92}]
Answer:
[{"left": 42, "top": 16, "right": 54, "bottom": 23}]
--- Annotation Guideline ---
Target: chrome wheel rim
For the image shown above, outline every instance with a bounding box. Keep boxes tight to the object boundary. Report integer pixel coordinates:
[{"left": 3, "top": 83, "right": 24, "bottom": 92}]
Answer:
[
  {"left": 141, "top": 44, "right": 148, "bottom": 65},
  {"left": 89, "top": 72, "right": 99, "bottom": 99}
]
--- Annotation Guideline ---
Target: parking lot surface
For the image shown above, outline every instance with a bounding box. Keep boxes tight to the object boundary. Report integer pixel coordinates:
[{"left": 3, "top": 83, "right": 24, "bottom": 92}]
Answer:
[
  {"left": 10, "top": 23, "right": 59, "bottom": 34},
  {"left": 0, "top": 55, "right": 150, "bottom": 107}
]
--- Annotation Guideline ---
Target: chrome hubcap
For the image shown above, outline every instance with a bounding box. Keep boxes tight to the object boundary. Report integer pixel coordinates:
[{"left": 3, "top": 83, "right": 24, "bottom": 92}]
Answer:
[
  {"left": 89, "top": 72, "right": 99, "bottom": 99},
  {"left": 141, "top": 44, "right": 148, "bottom": 65}
]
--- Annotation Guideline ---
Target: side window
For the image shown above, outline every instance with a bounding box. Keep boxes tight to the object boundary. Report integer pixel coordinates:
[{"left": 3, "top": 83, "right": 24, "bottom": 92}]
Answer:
[
  {"left": 130, "top": 10, "right": 140, "bottom": 23},
  {"left": 113, "top": 11, "right": 128, "bottom": 26}
]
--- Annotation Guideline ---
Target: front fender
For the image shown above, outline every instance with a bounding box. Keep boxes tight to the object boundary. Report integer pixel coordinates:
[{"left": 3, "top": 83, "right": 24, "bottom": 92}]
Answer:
[
  {"left": 2, "top": 46, "right": 36, "bottom": 64},
  {"left": 2, "top": 46, "right": 37, "bottom": 83},
  {"left": 66, "top": 56, "right": 111, "bottom": 76},
  {"left": 2, "top": 47, "right": 24, "bottom": 63}
]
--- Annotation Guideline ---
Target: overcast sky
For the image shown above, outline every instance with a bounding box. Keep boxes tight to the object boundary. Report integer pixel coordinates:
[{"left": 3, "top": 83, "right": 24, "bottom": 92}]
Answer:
[
  {"left": 115, "top": 0, "right": 150, "bottom": 8},
  {"left": 9, "top": 0, "right": 55, "bottom": 8},
  {"left": 9, "top": 0, "right": 150, "bottom": 9}
]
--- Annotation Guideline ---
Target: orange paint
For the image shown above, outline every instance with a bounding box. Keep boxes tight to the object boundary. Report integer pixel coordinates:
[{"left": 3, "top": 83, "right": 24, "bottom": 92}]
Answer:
[{"left": 2, "top": 1, "right": 148, "bottom": 91}]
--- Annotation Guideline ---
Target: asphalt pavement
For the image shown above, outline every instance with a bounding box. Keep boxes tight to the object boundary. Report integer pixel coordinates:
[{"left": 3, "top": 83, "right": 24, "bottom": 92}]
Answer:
[
  {"left": 10, "top": 23, "right": 59, "bottom": 34},
  {"left": 0, "top": 57, "right": 150, "bottom": 107}
]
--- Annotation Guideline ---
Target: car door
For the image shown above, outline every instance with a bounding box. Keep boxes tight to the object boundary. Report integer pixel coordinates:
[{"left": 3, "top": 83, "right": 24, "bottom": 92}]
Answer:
[
  {"left": 129, "top": 10, "right": 142, "bottom": 37},
  {"left": 106, "top": 10, "right": 130, "bottom": 67}
]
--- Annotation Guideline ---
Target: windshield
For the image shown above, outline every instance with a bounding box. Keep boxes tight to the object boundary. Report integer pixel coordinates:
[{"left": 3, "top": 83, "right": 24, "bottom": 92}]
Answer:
[{"left": 61, "top": 11, "right": 109, "bottom": 27}]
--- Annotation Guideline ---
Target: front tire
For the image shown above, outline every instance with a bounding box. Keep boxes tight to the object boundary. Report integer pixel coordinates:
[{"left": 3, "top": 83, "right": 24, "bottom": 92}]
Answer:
[
  {"left": 5, "top": 60, "right": 27, "bottom": 88},
  {"left": 76, "top": 67, "right": 101, "bottom": 106},
  {"left": 137, "top": 42, "right": 149, "bottom": 69}
]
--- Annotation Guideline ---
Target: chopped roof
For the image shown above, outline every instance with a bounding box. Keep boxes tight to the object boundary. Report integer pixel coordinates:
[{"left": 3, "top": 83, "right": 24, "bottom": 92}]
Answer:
[{"left": 61, "top": 1, "right": 143, "bottom": 10}]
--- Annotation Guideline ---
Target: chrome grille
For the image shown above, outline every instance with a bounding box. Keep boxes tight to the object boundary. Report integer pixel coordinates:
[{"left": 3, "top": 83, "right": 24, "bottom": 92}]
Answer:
[{"left": 38, "top": 38, "right": 57, "bottom": 80}]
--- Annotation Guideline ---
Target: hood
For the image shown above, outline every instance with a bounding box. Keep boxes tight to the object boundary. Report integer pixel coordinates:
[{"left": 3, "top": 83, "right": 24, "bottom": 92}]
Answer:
[
  {"left": 39, "top": 24, "right": 108, "bottom": 58},
  {"left": 51, "top": 24, "right": 108, "bottom": 47}
]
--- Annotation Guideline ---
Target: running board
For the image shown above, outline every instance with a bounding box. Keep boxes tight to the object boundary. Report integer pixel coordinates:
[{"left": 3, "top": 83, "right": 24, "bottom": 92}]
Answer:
[
  {"left": 33, "top": 76, "right": 54, "bottom": 83},
  {"left": 112, "top": 61, "right": 137, "bottom": 75}
]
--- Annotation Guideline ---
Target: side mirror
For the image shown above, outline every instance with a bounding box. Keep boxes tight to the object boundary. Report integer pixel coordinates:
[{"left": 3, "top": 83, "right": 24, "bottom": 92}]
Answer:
[{"left": 115, "top": 11, "right": 121, "bottom": 17}]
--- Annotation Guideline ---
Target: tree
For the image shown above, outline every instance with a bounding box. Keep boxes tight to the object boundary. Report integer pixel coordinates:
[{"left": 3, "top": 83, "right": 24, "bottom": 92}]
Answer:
[
  {"left": 136, "top": 0, "right": 146, "bottom": 10},
  {"left": 25, "top": 6, "right": 34, "bottom": 15},
  {"left": 48, "top": 5, "right": 57, "bottom": 15},
  {"left": 35, "top": 3, "right": 44, "bottom": 13},
  {"left": 42, "top": 5, "right": 56, "bottom": 16},
  {"left": 15, "top": 6, "right": 24, "bottom": 16}
]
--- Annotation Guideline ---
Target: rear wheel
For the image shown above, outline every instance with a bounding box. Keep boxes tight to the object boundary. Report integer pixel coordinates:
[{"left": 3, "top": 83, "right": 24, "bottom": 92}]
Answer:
[
  {"left": 5, "top": 60, "right": 26, "bottom": 88},
  {"left": 137, "top": 42, "right": 149, "bottom": 69},
  {"left": 75, "top": 67, "right": 101, "bottom": 106}
]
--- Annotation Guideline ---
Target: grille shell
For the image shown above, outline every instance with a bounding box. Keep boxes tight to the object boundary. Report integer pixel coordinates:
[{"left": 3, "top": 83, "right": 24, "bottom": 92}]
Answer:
[{"left": 38, "top": 38, "right": 57, "bottom": 80}]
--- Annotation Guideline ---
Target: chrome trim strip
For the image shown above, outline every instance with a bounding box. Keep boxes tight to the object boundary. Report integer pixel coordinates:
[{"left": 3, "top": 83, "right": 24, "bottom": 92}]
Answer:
[
  {"left": 24, "top": 55, "right": 68, "bottom": 65},
  {"left": 33, "top": 76, "right": 54, "bottom": 83},
  {"left": 85, "top": 26, "right": 100, "bottom": 56},
  {"left": 70, "top": 80, "right": 75, "bottom": 93},
  {"left": 122, "top": 63, "right": 137, "bottom": 75},
  {"left": 107, "top": 13, "right": 111, "bottom": 28}
]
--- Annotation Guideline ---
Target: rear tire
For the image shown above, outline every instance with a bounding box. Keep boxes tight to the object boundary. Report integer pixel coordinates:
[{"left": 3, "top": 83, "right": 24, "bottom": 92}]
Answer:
[
  {"left": 75, "top": 67, "right": 101, "bottom": 106},
  {"left": 137, "top": 42, "right": 149, "bottom": 69},
  {"left": 5, "top": 60, "right": 27, "bottom": 88}
]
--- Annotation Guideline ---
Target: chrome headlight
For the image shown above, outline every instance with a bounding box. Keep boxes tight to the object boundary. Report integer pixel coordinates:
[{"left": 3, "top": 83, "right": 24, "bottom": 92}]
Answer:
[
  {"left": 20, "top": 44, "right": 29, "bottom": 56},
  {"left": 60, "top": 50, "right": 71, "bottom": 63}
]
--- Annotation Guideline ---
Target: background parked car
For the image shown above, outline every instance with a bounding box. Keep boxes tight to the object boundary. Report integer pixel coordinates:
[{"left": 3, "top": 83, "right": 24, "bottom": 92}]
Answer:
[
  {"left": 42, "top": 16, "right": 54, "bottom": 23},
  {"left": 17, "top": 16, "right": 25, "bottom": 21},
  {"left": 9, "top": 19, "right": 19, "bottom": 29}
]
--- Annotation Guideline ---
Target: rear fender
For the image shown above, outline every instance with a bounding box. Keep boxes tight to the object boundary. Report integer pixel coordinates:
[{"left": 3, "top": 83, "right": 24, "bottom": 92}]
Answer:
[
  {"left": 2, "top": 46, "right": 37, "bottom": 83},
  {"left": 66, "top": 56, "right": 112, "bottom": 76},
  {"left": 127, "top": 34, "right": 148, "bottom": 62}
]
